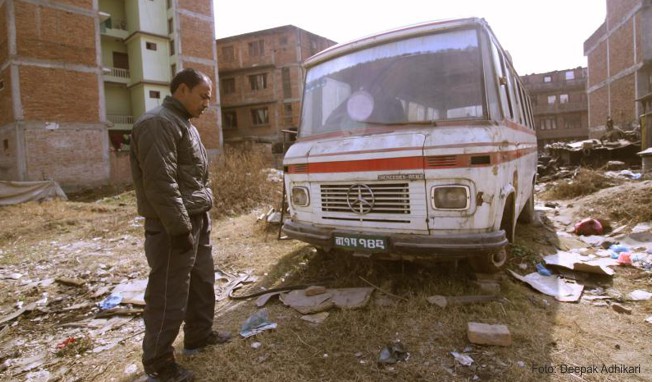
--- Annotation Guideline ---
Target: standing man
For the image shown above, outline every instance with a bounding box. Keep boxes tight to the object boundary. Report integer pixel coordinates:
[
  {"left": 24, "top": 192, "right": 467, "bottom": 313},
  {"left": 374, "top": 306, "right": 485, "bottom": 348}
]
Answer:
[{"left": 130, "top": 68, "right": 230, "bottom": 382}]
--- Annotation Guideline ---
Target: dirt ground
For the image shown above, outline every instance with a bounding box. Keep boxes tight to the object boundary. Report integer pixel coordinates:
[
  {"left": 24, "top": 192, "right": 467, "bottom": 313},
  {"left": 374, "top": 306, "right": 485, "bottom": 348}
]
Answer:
[{"left": 0, "top": 175, "right": 651, "bottom": 382}]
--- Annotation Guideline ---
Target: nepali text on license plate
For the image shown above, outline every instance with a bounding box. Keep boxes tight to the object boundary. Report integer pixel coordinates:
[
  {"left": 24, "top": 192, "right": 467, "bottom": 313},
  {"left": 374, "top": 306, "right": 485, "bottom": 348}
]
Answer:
[{"left": 334, "top": 234, "right": 388, "bottom": 252}]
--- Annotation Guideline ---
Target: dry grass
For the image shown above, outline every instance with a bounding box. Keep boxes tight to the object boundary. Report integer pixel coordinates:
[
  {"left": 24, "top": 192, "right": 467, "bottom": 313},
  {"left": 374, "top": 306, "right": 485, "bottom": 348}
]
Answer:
[
  {"left": 540, "top": 168, "right": 622, "bottom": 200},
  {"left": 210, "top": 143, "right": 282, "bottom": 218},
  {"left": 577, "top": 180, "right": 652, "bottom": 225}
]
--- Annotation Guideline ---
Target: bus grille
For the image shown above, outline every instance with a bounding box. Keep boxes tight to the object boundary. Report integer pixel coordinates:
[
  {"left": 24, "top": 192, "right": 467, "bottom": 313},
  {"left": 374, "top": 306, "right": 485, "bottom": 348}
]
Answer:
[{"left": 320, "top": 183, "right": 411, "bottom": 214}]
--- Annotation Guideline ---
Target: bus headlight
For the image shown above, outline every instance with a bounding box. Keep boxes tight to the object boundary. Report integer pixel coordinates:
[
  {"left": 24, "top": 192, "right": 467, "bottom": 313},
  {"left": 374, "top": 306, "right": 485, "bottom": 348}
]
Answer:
[
  {"left": 432, "top": 185, "right": 470, "bottom": 210},
  {"left": 291, "top": 186, "right": 310, "bottom": 207}
]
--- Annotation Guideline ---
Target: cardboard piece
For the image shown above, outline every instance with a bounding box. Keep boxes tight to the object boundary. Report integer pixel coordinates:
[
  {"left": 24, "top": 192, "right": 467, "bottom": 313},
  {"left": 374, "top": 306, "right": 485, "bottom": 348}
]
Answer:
[
  {"left": 509, "top": 270, "right": 584, "bottom": 302},
  {"left": 543, "top": 251, "right": 617, "bottom": 276},
  {"left": 280, "top": 288, "right": 374, "bottom": 314}
]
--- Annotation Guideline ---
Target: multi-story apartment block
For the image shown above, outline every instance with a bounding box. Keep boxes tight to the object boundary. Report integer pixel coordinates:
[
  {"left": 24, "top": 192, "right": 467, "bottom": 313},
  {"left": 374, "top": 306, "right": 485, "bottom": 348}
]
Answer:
[
  {"left": 522, "top": 67, "right": 589, "bottom": 149},
  {"left": 216, "top": 25, "right": 336, "bottom": 145},
  {"left": 0, "top": 0, "right": 221, "bottom": 190},
  {"left": 584, "top": 0, "right": 651, "bottom": 140}
]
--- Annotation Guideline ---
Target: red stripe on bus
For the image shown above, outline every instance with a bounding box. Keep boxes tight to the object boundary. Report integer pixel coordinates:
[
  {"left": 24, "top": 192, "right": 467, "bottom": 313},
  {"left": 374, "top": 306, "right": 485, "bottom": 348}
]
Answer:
[{"left": 287, "top": 147, "right": 536, "bottom": 174}]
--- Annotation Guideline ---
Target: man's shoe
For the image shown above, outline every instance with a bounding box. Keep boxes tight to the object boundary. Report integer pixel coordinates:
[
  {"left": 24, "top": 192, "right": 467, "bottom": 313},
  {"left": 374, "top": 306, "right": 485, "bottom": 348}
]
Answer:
[
  {"left": 146, "top": 363, "right": 194, "bottom": 382},
  {"left": 183, "top": 330, "right": 231, "bottom": 355}
]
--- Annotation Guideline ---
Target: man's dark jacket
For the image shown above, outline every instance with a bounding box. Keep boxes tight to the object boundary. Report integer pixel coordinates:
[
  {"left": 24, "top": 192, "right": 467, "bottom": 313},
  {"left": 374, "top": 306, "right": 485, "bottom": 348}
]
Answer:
[{"left": 130, "top": 96, "right": 213, "bottom": 236}]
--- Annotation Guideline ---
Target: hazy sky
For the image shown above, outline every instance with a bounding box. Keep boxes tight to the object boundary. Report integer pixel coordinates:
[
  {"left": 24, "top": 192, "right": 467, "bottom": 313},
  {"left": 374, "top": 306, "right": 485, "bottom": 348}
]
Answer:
[{"left": 213, "top": 0, "right": 607, "bottom": 75}]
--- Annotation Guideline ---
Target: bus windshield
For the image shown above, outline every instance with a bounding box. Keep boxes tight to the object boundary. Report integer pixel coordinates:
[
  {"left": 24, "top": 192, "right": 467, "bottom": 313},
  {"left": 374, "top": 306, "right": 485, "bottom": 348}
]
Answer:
[{"left": 299, "top": 28, "right": 485, "bottom": 138}]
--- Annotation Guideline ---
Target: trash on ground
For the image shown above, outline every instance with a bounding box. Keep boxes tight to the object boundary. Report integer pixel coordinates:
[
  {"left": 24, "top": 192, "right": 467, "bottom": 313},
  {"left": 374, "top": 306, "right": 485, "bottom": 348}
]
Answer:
[
  {"left": 97, "top": 292, "right": 123, "bottom": 310},
  {"left": 508, "top": 270, "right": 584, "bottom": 302},
  {"left": 450, "top": 351, "right": 474, "bottom": 366},
  {"left": 377, "top": 341, "right": 409, "bottom": 365},
  {"left": 627, "top": 290, "right": 652, "bottom": 301},
  {"left": 536, "top": 263, "right": 552, "bottom": 276},
  {"left": 240, "top": 309, "right": 277, "bottom": 338},
  {"left": 279, "top": 287, "right": 374, "bottom": 314},
  {"left": 574, "top": 218, "right": 603, "bottom": 236},
  {"left": 543, "top": 251, "right": 617, "bottom": 276},
  {"left": 111, "top": 279, "right": 147, "bottom": 306},
  {"left": 610, "top": 303, "right": 632, "bottom": 314}
]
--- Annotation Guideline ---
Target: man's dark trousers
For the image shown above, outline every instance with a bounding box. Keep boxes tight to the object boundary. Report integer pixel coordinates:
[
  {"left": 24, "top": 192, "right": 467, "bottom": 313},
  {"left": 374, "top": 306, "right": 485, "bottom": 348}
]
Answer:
[{"left": 141, "top": 212, "right": 215, "bottom": 373}]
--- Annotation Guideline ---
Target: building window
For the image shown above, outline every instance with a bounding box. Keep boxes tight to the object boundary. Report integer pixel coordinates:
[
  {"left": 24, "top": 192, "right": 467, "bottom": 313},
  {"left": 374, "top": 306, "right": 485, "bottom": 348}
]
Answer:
[
  {"left": 283, "top": 104, "right": 293, "bottom": 126},
  {"left": 221, "top": 46, "right": 235, "bottom": 61},
  {"left": 223, "top": 111, "right": 237, "bottom": 129},
  {"left": 149, "top": 90, "right": 160, "bottom": 99},
  {"left": 547, "top": 95, "right": 556, "bottom": 104},
  {"left": 221, "top": 78, "right": 236, "bottom": 94},
  {"left": 169, "top": 40, "right": 175, "bottom": 55},
  {"left": 565, "top": 71, "right": 575, "bottom": 80},
  {"left": 251, "top": 107, "right": 269, "bottom": 126},
  {"left": 248, "top": 40, "right": 264, "bottom": 57},
  {"left": 543, "top": 75, "right": 552, "bottom": 83},
  {"left": 146, "top": 42, "right": 157, "bottom": 51},
  {"left": 559, "top": 94, "right": 569, "bottom": 103},
  {"left": 540, "top": 117, "right": 557, "bottom": 130},
  {"left": 249, "top": 73, "right": 267, "bottom": 90},
  {"left": 168, "top": 18, "right": 173, "bottom": 34},
  {"left": 564, "top": 117, "right": 580, "bottom": 129},
  {"left": 282, "top": 67, "right": 292, "bottom": 99},
  {"left": 171, "top": 64, "right": 177, "bottom": 79}
]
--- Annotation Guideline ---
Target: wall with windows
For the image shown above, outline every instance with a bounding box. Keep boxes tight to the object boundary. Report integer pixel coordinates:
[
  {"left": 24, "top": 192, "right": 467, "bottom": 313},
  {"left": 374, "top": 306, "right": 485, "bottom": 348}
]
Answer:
[
  {"left": 522, "top": 67, "right": 589, "bottom": 149},
  {"left": 216, "top": 25, "right": 336, "bottom": 144},
  {"left": 584, "top": 0, "right": 651, "bottom": 136}
]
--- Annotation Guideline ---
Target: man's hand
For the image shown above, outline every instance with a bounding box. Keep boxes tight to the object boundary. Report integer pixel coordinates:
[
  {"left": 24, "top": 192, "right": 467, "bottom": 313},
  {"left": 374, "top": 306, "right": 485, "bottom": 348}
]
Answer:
[{"left": 170, "top": 232, "right": 194, "bottom": 252}]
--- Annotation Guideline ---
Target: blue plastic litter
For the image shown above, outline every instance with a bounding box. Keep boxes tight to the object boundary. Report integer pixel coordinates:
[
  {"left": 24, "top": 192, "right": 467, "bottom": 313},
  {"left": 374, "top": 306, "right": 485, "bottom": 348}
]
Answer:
[
  {"left": 98, "top": 292, "right": 122, "bottom": 310},
  {"left": 536, "top": 263, "right": 552, "bottom": 276}
]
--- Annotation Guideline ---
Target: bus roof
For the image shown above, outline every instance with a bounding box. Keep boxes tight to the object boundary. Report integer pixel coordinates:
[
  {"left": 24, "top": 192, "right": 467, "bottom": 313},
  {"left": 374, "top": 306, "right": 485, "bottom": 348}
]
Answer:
[{"left": 304, "top": 17, "right": 489, "bottom": 68}]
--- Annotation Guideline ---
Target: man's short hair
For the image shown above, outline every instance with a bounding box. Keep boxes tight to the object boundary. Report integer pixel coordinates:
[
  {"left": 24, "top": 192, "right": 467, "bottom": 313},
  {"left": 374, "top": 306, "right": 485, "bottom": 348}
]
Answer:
[{"left": 170, "top": 68, "right": 211, "bottom": 93}]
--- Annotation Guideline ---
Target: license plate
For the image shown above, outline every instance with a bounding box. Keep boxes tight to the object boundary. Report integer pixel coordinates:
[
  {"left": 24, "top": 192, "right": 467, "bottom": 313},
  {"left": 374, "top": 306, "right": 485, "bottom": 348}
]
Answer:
[{"left": 334, "top": 234, "right": 388, "bottom": 252}]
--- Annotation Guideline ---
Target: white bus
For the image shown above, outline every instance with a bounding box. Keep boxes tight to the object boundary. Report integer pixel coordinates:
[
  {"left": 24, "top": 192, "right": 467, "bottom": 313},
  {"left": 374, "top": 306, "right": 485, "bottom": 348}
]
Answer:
[{"left": 282, "top": 18, "right": 537, "bottom": 273}]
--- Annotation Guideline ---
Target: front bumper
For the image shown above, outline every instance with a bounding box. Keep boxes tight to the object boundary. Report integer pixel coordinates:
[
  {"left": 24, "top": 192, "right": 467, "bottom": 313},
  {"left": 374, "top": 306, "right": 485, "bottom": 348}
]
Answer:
[{"left": 282, "top": 220, "right": 507, "bottom": 258}]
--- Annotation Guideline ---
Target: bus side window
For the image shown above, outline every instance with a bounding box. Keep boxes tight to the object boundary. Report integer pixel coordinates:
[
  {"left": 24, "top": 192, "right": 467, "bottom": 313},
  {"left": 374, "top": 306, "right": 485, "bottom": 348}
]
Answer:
[
  {"left": 490, "top": 38, "right": 513, "bottom": 120},
  {"left": 480, "top": 29, "right": 502, "bottom": 122}
]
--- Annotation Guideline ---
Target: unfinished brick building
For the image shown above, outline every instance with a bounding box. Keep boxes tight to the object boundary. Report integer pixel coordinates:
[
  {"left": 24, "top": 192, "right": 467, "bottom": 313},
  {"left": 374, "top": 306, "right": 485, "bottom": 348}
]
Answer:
[
  {"left": 584, "top": 0, "right": 651, "bottom": 138},
  {"left": 0, "top": 0, "right": 221, "bottom": 191},
  {"left": 216, "top": 25, "right": 335, "bottom": 146},
  {"left": 521, "top": 68, "right": 589, "bottom": 150}
]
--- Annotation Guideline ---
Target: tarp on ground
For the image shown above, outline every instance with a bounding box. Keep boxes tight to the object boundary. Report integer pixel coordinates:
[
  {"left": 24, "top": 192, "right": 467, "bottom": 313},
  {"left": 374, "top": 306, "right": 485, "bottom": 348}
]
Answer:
[{"left": 0, "top": 181, "right": 67, "bottom": 206}]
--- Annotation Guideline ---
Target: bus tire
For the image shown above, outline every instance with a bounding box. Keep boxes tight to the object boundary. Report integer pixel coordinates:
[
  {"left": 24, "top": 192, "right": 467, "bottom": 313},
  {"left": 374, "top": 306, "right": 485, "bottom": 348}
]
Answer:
[
  {"left": 468, "top": 246, "right": 507, "bottom": 273},
  {"left": 518, "top": 188, "right": 535, "bottom": 224}
]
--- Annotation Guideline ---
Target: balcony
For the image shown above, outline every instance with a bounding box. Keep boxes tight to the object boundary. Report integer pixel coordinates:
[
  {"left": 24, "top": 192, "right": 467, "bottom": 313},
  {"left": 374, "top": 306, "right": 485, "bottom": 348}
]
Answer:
[
  {"left": 103, "top": 67, "right": 131, "bottom": 84},
  {"left": 100, "top": 17, "right": 129, "bottom": 40},
  {"left": 107, "top": 114, "right": 134, "bottom": 130}
]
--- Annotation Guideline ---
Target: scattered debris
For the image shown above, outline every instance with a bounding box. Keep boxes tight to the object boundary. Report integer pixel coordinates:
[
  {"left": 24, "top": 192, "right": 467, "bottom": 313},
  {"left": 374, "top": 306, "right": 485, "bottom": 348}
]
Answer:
[
  {"left": 377, "top": 341, "right": 410, "bottom": 365},
  {"left": 627, "top": 290, "right": 652, "bottom": 301},
  {"left": 543, "top": 251, "right": 617, "bottom": 276},
  {"left": 508, "top": 270, "right": 584, "bottom": 302},
  {"left": 240, "top": 309, "right": 277, "bottom": 338},
  {"left": 574, "top": 218, "right": 603, "bottom": 236},
  {"left": 450, "top": 351, "right": 474, "bottom": 366},
  {"left": 610, "top": 303, "right": 632, "bottom": 315},
  {"left": 279, "top": 288, "right": 374, "bottom": 314}
]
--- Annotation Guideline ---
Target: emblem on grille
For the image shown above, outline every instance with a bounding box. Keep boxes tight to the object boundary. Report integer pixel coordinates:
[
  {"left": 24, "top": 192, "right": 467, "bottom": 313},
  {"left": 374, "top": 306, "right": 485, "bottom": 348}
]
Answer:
[{"left": 346, "top": 184, "right": 375, "bottom": 214}]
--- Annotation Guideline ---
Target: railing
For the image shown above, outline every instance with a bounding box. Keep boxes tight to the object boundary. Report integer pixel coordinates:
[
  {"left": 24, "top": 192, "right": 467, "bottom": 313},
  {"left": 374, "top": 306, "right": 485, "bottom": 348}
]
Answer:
[
  {"left": 107, "top": 115, "right": 134, "bottom": 125},
  {"left": 109, "top": 67, "right": 130, "bottom": 79}
]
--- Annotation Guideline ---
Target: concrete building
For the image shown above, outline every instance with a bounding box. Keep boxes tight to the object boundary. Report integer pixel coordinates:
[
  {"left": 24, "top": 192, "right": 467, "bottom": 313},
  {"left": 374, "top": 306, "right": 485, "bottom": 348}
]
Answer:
[
  {"left": 0, "top": 0, "right": 221, "bottom": 191},
  {"left": 522, "top": 68, "right": 590, "bottom": 149},
  {"left": 216, "top": 25, "right": 336, "bottom": 146},
  {"left": 583, "top": 0, "right": 651, "bottom": 140}
]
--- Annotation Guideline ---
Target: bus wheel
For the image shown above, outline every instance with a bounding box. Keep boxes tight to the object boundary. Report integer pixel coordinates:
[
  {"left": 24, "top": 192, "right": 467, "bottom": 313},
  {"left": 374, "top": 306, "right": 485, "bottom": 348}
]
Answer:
[
  {"left": 518, "top": 188, "right": 535, "bottom": 224},
  {"left": 468, "top": 247, "right": 507, "bottom": 273}
]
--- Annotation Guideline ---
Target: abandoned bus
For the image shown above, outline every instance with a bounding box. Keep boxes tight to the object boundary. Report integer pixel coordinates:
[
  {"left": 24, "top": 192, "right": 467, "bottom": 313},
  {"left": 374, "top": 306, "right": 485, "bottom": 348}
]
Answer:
[{"left": 282, "top": 18, "right": 537, "bottom": 272}]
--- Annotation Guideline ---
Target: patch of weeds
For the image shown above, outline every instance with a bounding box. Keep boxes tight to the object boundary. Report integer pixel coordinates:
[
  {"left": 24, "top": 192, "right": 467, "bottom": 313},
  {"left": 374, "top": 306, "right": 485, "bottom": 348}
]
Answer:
[{"left": 542, "top": 168, "right": 620, "bottom": 200}]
